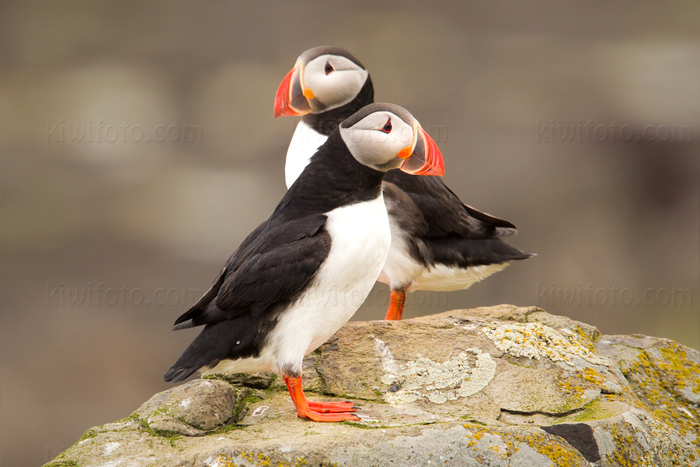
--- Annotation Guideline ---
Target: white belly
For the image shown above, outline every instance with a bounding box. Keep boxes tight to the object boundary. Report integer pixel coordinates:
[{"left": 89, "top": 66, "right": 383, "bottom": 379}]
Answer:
[
  {"left": 376, "top": 216, "right": 425, "bottom": 289},
  {"left": 410, "top": 262, "right": 509, "bottom": 291},
  {"left": 208, "top": 195, "right": 391, "bottom": 377},
  {"left": 285, "top": 121, "right": 328, "bottom": 188}
]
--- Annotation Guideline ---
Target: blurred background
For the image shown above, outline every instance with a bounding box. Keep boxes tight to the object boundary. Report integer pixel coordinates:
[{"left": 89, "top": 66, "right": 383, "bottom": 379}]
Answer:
[{"left": 1, "top": 1, "right": 699, "bottom": 465}]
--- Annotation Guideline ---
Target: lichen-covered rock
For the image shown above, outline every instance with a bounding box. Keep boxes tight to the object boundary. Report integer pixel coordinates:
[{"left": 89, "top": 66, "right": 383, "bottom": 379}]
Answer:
[
  {"left": 44, "top": 305, "right": 700, "bottom": 467},
  {"left": 133, "top": 379, "right": 248, "bottom": 436}
]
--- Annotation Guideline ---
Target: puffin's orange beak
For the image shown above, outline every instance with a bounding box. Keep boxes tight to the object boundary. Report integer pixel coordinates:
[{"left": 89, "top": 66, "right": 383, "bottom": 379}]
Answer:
[
  {"left": 274, "top": 64, "right": 312, "bottom": 117},
  {"left": 400, "top": 126, "right": 445, "bottom": 177}
]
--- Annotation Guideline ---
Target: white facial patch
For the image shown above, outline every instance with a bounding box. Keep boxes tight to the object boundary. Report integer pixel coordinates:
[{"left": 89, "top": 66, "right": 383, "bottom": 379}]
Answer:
[
  {"left": 304, "top": 55, "right": 368, "bottom": 112},
  {"left": 339, "top": 111, "right": 414, "bottom": 169}
]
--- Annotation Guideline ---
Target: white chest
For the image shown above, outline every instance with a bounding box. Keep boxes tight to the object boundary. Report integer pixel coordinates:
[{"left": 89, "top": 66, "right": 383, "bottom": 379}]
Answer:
[
  {"left": 320, "top": 194, "right": 392, "bottom": 292},
  {"left": 269, "top": 195, "right": 391, "bottom": 366},
  {"left": 285, "top": 121, "right": 328, "bottom": 188}
]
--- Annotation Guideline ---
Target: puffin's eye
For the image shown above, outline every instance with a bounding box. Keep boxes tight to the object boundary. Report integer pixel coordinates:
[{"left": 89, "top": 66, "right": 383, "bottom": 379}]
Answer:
[
  {"left": 380, "top": 118, "right": 392, "bottom": 133},
  {"left": 324, "top": 61, "right": 334, "bottom": 75}
]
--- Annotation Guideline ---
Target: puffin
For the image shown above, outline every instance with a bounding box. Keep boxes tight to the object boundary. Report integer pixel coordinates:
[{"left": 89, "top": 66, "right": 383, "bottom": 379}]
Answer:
[
  {"left": 164, "top": 103, "right": 445, "bottom": 422},
  {"left": 274, "top": 46, "right": 532, "bottom": 320}
]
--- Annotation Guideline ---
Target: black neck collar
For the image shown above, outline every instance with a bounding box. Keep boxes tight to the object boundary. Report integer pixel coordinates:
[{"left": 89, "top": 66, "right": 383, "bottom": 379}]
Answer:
[{"left": 273, "top": 130, "right": 385, "bottom": 221}]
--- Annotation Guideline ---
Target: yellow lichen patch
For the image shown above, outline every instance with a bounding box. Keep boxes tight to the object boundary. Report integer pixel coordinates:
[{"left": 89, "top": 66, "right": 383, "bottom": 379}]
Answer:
[
  {"left": 656, "top": 343, "right": 700, "bottom": 394},
  {"left": 464, "top": 424, "right": 589, "bottom": 466},
  {"left": 556, "top": 376, "right": 586, "bottom": 398},
  {"left": 602, "top": 418, "right": 694, "bottom": 467},
  {"left": 572, "top": 325, "right": 599, "bottom": 353},
  {"left": 215, "top": 452, "right": 309, "bottom": 467},
  {"left": 482, "top": 322, "right": 611, "bottom": 367},
  {"left": 464, "top": 424, "right": 487, "bottom": 448},
  {"left": 521, "top": 432, "right": 584, "bottom": 467},
  {"left": 621, "top": 347, "right": 700, "bottom": 453},
  {"left": 606, "top": 425, "right": 643, "bottom": 467},
  {"left": 490, "top": 429, "right": 588, "bottom": 466},
  {"left": 215, "top": 454, "right": 239, "bottom": 467},
  {"left": 579, "top": 367, "right": 606, "bottom": 386}
]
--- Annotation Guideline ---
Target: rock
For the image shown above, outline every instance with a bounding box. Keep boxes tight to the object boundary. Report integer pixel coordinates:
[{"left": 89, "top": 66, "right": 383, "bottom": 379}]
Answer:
[
  {"left": 133, "top": 379, "right": 247, "bottom": 436},
  {"left": 44, "top": 305, "right": 700, "bottom": 467}
]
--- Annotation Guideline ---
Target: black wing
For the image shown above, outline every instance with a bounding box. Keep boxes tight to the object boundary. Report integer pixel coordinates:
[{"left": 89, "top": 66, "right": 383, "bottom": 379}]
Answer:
[
  {"left": 164, "top": 214, "right": 330, "bottom": 382},
  {"left": 172, "top": 214, "right": 330, "bottom": 329},
  {"left": 383, "top": 171, "right": 517, "bottom": 239},
  {"left": 382, "top": 171, "right": 532, "bottom": 270},
  {"left": 170, "top": 220, "right": 268, "bottom": 330}
]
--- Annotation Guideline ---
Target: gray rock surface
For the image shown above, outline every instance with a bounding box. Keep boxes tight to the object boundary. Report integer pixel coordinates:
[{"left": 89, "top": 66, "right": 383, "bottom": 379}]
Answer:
[{"left": 45, "top": 306, "right": 700, "bottom": 466}]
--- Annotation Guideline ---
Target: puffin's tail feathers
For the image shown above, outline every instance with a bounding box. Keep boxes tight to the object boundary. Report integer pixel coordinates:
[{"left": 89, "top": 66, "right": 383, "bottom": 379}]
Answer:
[
  {"left": 171, "top": 319, "right": 194, "bottom": 331},
  {"left": 163, "top": 317, "right": 268, "bottom": 383},
  {"left": 426, "top": 237, "right": 535, "bottom": 269},
  {"left": 163, "top": 323, "right": 228, "bottom": 383},
  {"left": 163, "top": 365, "right": 200, "bottom": 383}
]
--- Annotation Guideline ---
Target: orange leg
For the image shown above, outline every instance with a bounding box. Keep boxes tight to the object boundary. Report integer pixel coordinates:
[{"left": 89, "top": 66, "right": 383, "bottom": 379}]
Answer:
[
  {"left": 284, "top": 376, "right": 359, "bottom": 422},
  {"left": 384, "top": 289, "right": 406, "bottom": 320}
]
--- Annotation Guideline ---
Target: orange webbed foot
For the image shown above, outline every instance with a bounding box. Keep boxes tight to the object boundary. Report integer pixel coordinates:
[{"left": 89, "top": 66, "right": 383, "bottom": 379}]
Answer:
[
  {"left": 308, "top": 400, "right": 357, "bottom": 413},
  {"left": 298, "top": 408, "right": 360, "bottom": 422},
  {"left": 284, "top": 375, "right": 360, "bottom": 422}
]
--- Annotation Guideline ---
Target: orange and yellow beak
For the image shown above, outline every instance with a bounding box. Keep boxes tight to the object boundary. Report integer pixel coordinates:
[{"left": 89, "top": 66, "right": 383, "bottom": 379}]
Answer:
[
  {"left": 274, "top": 63, "right": 312, "bottom": 117},
  {"left": 399, "top": 126, "right": 445, "bottom": 176}
]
